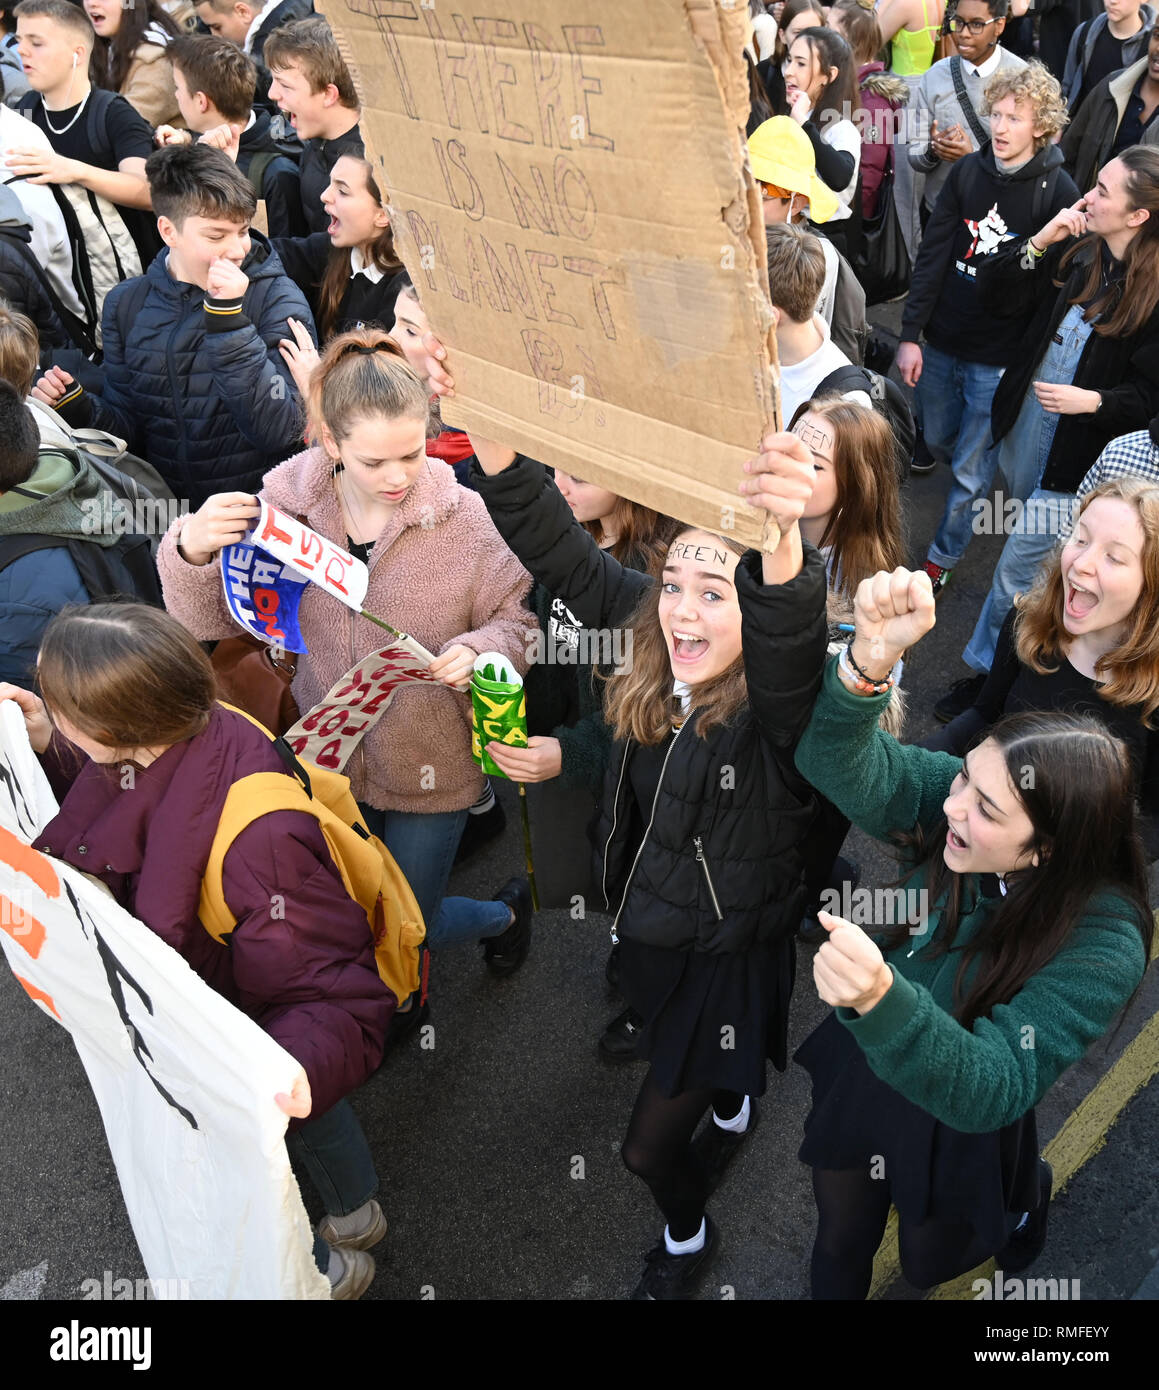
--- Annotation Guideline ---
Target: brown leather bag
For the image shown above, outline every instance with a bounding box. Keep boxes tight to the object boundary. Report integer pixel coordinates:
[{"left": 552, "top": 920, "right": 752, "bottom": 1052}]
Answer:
[{"left": 210, "top": 634, "right": 300, "bottom": 736}]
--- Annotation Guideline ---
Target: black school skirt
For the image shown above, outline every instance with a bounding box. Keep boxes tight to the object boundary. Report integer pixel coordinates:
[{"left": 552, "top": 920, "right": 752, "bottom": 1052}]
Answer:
[
  {"left": 618, "top": 933, "right": 795, "bottom": 1099},
  {"left": 795, "top": 1013, "right": 1041, "bottom": 1253}
]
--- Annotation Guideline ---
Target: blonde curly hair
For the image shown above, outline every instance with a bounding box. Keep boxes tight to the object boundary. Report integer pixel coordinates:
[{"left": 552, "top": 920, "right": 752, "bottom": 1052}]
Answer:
[{"left": 984, "top": 60, "right": 1070, "bottom": 149}]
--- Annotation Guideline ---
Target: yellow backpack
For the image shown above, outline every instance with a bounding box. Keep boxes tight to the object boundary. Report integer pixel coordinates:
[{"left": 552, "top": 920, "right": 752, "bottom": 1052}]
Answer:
[{"left": 198, "top": 704, "right": 426, "bottom": 1005}]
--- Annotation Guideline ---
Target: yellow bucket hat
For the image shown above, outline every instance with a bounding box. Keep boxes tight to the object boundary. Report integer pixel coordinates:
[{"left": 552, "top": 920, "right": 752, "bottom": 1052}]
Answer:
[{"left": 747, "top": 116, "right": 841, "bottom": 225}]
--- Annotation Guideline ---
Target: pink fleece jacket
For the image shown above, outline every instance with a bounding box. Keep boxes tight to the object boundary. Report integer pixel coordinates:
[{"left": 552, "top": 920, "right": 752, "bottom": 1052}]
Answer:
[{"left": 158, "top": 448, "right": 533, "bottom": 814}]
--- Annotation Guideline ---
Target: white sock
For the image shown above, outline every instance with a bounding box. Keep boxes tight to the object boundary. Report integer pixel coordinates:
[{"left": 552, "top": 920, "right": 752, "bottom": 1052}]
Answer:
[
  {"left": 713, "top": 1095, "right": 750, "bottom": 1134},
  {"left": 664, "top": 1218, "right": 706, "bottom": 1256}
]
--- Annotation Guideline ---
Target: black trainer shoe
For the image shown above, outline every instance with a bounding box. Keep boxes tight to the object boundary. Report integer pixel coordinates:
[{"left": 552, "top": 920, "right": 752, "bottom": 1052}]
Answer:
[
  {"left": 454, "top": 799, "right": 507, "bottom": 865},
  {"left": 482, "top": 878, "right": 532, "bottom": 976},
  {"left": 995, "top": 1159, "right": 1053, "bottom": 1274},
  {"left": 690, "top": 1100, "right": 760, "bottom": 1194},
  {"left": 599, "top": 1006, "right": 644, "bottom": 1062},
  {"left": 933, "top": 673, "right": 986, "bottom": 724},
  {"left": 630, "top": 1217, "right": 718, "bottom": 1300},
  {"left": 909, "top": 429, "right": 937, "bottom": 475}
]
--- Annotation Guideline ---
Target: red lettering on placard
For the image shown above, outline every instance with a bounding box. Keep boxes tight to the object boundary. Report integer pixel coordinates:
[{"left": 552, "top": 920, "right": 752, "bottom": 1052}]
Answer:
[
  {"left": 14, "top": 972, "right": 59, "bottom": 1018},
  {"left": 322, "top": 552, "right": 353, "bottom": 596},
  {"left": 334, "top": 679, "right": 370, "bottom": 706},
  {"left": 360, "top": 687, "right": 399, "bottom": 718},
  {"left": 302, "top": 703, "right": 337, "bottom": 732},
  {"left": 0, "top": 824, "right": 60, "bottom": 898},
  {"left": 333, "top": 669, "right": 366, "bottom": 700},
  {"left": 296, "top": 530, "right": 323, "bottom": 570},
  {"left": 252, "top": 588, "right": 286, "bottom": 641},
  {"left": 258, "top": 508, "right": 293, "bottom": 548},
  {"left": 286, "top": 736, "right": 308, "bottom": 756},
  {"left": 316, "top": 740, "right": 343, "bottom": 769},
  {"left": 318, "top": 710, "right": 348, "bottom": 737}
]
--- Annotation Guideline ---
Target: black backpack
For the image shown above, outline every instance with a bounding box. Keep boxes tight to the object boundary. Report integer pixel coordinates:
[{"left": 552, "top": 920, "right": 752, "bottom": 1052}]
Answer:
[
  {"left": 0, "top": 530, "right": 162, "bottom": 607},
  {"left": 13, "top": 88, "right": 142, "bottom": 357},
  {"left": 0, "top": 445, "right": 165, "bottom": 606},
  {"left": 816, "top": 364, "right": 917, "bottom": 482}
]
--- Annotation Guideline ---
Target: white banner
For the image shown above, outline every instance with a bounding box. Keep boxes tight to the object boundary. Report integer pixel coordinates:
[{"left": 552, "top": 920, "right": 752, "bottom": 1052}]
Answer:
[
  {"left": 0, "top": 703, "right": 330, "bottom": 1300},
  {"left": 252, "top": 501, "right": 370, "bottom": 613}
]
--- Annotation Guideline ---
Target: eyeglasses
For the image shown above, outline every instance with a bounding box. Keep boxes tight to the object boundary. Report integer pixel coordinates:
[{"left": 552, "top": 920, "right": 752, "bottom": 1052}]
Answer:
[{"left": 948, "top": 16, "right": 999, "bottom": 33}]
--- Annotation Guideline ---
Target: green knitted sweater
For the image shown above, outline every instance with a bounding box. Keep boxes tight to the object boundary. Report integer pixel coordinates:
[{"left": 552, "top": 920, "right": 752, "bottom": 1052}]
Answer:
[{"left": 794, "top": 657, "right": 1148, "bottom": 1133}]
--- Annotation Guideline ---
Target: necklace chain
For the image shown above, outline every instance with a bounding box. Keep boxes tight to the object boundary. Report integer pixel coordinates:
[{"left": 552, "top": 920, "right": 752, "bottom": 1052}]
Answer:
[{"left": 43, "top": 89, "right": 91, "bottom": 137}]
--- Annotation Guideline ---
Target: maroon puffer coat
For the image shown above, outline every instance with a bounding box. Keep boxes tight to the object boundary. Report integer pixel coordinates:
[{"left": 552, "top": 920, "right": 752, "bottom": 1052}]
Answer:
[{"left": 34, "top": 703, "right": 392, "bottom": 1125}]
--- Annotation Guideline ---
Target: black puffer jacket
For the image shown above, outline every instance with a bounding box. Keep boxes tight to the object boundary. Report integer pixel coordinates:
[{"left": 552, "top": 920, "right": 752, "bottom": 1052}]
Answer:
[
  {"left": 471, "top": 455, "right": 829, "bottom": 955},
  {"left": 56, "top": 233, "right": 313, "bottom": 507},
  {"left": 980, "top": 233, "right": 1159, "bottom": 494}
]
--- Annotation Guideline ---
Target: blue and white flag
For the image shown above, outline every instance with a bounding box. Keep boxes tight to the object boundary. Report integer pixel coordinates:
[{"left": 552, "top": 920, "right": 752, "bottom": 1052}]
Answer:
[{"left": 221, "top": 542, "right": 310, "bottom": 655}]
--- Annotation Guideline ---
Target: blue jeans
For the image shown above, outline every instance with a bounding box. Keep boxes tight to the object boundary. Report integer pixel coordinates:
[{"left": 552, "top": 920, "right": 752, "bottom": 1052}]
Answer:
[
  {"left": 995, "top": 304, "right": 1097, "bottom": 501},
  {"left": 360, "top": 805, "right": 512, "bottom": 950},
  {"left": 286, "top": 1098, "right": 378, "bottom": 1272},
  {"left": 918, "top": 346, "right": 1005, "bottom": 569},
  {"left": 962, "top": 489, "right": 1077, "bottom": 673}
]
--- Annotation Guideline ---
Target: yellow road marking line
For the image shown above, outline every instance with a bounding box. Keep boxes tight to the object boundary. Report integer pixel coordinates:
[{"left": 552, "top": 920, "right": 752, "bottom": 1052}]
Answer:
[{"left": 868, "top": 1007, "right": 1159, "bottom": 1300}]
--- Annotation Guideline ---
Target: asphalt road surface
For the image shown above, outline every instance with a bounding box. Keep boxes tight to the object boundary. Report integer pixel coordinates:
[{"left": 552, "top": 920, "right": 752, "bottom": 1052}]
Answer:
[{"left": 2, "top": 311, "right": 1157, "bottom": 1308}]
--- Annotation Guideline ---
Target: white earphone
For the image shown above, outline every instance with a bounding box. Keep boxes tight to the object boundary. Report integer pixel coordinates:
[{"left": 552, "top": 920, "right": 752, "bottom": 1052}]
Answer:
[{"left": 72, "top": 53, "right": 77, "bottom": 68}]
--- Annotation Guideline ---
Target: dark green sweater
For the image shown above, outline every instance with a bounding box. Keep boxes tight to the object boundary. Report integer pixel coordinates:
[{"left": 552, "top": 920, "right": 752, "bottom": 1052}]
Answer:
[{"left": 794, "top": 657, "right": 1148, "bottom": 1134}]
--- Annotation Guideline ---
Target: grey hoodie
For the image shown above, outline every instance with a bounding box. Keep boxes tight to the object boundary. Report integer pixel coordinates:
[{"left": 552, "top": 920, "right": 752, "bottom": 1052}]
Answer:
[{"left": 1063, "top": 7, "right": 1156, "bottom": 110}]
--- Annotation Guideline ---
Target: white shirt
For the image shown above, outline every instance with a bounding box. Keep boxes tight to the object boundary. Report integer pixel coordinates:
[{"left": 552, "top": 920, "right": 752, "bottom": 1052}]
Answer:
[
  {"left": 243, "top": 0, "right": 282, "bottom": 54},
  {"left": 817, "top": 116, "right": 862, "bottom": 222},
  {"left": 349, "top": 246, "right": 385, "bottom": 282},
  {"left": 963, "top": 47, "right": 1003, "bottom": 79},
  {"left": 779, "top": 315, "right": 872, "bottom": 426},
  {"left": 0, "top": 105, "right": 85, "bottom": 319}
]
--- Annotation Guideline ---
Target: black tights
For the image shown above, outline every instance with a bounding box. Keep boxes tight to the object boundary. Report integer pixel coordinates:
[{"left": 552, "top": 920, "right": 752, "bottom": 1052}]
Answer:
[
  {"left": 620, "top": 1068, "right": 744, "bottom": 1241},
  {"left": 810, "top": 1166, "right": 1004, "bottom": 1299}
]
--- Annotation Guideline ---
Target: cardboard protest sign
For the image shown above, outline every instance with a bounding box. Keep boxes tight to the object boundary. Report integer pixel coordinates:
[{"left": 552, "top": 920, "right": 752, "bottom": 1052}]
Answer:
[
  {"left": 252, "top": 501, "right": 370, "bottom": 612},
  {"left": 284, "top": 642, "right": 438, "bottom": 770},
  {"left": 0, "top": 703, "right": 329, "bottom": 1300},
  {"left": 320, "top": 0, "right": 779, "bottom": 548},
  {"left": 222, "top": 541, "right": 311, "bottom": 654}
]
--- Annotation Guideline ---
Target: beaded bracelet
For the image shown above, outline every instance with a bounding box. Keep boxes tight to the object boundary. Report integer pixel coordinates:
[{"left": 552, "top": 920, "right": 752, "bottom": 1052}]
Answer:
[{"left": 839, "top": 642, "right": 895, "bottom": 695}]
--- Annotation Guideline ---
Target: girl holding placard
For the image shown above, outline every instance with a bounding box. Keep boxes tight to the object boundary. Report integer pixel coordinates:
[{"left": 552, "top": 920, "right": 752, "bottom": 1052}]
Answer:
[
  {"left": 465, "top": 419, "right": 829, "bottom": 1301},
  {"left": 158, "top": 329, "right": 536, "bottom": 1003}
]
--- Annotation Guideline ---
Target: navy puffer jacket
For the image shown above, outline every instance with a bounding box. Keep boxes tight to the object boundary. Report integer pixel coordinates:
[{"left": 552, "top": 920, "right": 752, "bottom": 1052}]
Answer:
[{"left": 57, "top": 233, "right": 314, "bottom": 508}]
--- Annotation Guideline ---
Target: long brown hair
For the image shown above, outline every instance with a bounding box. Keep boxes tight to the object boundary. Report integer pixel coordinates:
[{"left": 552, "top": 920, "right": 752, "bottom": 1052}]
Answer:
[
  {"left": 90, "top": 0, "right": 183, "bottom": 94},
  {"left": 603, "top": 530, "right": 750, "bottom": 745},
  {"left": 1058, "top": 146, "right": 1159, "bottom": 339},
  {"left": 317, "top": 159, "right": 403, "bottom": 343},
  {"left": 791, "top": 395, "right": 904, "bottom": 602},
  {"left": 37, "top": 604, "right": 215, "bottom": 754},
  {"left": 1014, "top": 478, "right": 1159, "bottom": 725},
  {"left": 775, "top": 0, "right": 826, "bottom": 62},
  {"left": 885, "top": 712, "right": 1152, "bottom": 1029},
  {"left": 583, "top": 499, "right": 681, "bottom": 572}
]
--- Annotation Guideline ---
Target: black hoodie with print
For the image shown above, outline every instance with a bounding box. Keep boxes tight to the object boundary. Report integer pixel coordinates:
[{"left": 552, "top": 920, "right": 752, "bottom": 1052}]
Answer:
[{"left": 901, "top": 141, "right": 1078, "bottom": 365}]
